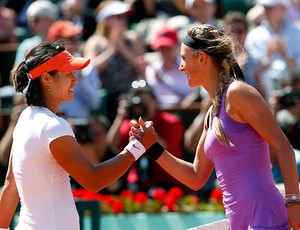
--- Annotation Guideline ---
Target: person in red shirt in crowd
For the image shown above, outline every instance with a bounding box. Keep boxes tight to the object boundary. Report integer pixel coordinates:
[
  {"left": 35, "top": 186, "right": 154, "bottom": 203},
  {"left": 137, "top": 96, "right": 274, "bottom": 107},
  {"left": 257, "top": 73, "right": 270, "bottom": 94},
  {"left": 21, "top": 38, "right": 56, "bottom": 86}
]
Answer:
[{"left": 107, "top": 80, "right": 186, "bottom": 192}]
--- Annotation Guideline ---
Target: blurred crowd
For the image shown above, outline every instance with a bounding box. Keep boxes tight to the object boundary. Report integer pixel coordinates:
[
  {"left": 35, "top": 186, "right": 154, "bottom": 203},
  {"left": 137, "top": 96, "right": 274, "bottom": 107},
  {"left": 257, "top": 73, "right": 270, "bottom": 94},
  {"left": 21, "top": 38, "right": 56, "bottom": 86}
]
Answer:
[{"left": 1, "top": 0, "right": 300, "bottom": 202}]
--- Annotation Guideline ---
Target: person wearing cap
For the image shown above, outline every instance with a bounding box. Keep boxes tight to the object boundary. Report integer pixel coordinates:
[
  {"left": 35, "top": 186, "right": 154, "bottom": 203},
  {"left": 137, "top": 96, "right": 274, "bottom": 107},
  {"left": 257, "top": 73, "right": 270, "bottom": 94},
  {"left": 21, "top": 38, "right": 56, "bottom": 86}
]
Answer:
[
  {"left": 0, "top": 42, "right": 157, "bottom": 230},
  {"left": 145, "top": 25, "right": 200, "bottom": 108},
  {"left": 14, "top": 0, "right": 59, "bottom": 66},
  {"left": 83, "top": 0, "right": 147, "bottom": 123},
  {"left": 245, "top": 0, "right": 300, "bottom": 101},
  {"left": 47, "top": 20, "right": 102, "bottom": 119}
]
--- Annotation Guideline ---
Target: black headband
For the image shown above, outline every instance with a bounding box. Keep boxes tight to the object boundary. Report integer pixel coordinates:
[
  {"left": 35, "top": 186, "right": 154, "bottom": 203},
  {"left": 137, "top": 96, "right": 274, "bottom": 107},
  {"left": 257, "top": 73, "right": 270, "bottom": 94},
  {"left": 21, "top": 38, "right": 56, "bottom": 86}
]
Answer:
[{"left": 182, "top": 35, "right": 208, "bottom": 50}]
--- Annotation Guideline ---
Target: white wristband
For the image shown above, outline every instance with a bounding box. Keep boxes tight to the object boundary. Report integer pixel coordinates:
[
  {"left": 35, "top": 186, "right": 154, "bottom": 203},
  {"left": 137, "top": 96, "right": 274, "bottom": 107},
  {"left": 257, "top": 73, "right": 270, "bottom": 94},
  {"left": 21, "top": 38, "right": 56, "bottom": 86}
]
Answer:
[
  {"left": 124, "top": 139, "right": 145, "bottom": 160},
  {"left": 0, "top": 228, "right": 10, "bottom": 230}
]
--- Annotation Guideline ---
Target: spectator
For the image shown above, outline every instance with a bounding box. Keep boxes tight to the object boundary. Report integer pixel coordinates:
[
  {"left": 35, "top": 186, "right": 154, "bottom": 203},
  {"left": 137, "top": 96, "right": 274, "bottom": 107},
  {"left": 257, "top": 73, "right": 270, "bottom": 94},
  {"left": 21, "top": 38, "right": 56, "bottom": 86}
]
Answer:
[
  {"left": 145, "top": 25, "right": 200, "bottom": 108},
  {"left": 83, "top": 0, "right": 146, "bottom": 123},
  {"left": 222, "top": 11, "right": 256, "bottom": 87},
  {"left": 245, "top": 0, "right": 300, "bottom": 101},
  {"left": 14, "top": 0, "right": 59, "bottom": 65},
  {"left": 47, "top": 19, "right": 102, "bottom": 118},
  {"left": 0, "top": 7, "right": 18, "bottom": 44},
  {"left": 184, "top": 0, "right": 218, "bottom": 26}
]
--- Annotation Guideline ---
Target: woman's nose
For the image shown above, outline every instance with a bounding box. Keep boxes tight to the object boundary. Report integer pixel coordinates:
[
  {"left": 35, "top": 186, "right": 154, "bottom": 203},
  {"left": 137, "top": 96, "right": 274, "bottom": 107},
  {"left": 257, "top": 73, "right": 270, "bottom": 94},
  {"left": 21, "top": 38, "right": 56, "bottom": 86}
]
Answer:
[{"left": 179, "top": 63, "right": 184, "bottom": 72}]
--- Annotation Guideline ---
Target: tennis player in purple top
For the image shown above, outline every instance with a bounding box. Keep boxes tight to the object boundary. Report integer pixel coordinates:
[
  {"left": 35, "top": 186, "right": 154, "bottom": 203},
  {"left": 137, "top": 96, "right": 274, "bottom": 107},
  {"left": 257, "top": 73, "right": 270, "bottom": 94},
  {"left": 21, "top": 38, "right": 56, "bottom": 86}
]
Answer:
[{"left": 130, "top": 24, "right": 300, "bottom": 229}]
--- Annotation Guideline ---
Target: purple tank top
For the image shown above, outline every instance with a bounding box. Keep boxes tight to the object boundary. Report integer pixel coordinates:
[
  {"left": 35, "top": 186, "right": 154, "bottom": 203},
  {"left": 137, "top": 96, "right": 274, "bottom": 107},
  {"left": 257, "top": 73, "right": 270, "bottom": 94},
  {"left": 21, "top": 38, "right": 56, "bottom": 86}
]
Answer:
[{"left": 204, "top": 81, "right": 288, "bottom": 230}]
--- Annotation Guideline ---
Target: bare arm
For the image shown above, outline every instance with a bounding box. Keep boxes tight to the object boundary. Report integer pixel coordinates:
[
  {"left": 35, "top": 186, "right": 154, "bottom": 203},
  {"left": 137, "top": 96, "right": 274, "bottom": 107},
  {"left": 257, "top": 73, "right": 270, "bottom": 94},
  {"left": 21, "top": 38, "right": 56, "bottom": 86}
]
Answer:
[
  {"left": 227, "top": 81, "right": 299, "bottom": 194},
  {"left": 227, "top": 81, "right": 300, "bottom": 226},
  {"left": 156, "top": 120, "right": 215, "bottom": 191},
  {"left": 51, "top": 119, "right": 157, "bottom": 193},
  {"left": 0, "top": 152, "right": 19, "bottom": 228}
]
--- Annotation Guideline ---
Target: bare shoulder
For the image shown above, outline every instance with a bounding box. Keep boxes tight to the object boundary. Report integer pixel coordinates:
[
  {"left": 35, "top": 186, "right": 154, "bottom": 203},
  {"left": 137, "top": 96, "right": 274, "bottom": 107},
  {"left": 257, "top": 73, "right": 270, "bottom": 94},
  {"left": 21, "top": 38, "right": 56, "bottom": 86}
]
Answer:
[
  {"left": 227, "top": 80, "right": 262, "bottom": 102},
  {"left": 226, "top": 80, "right": 267, "bottom": 122}
]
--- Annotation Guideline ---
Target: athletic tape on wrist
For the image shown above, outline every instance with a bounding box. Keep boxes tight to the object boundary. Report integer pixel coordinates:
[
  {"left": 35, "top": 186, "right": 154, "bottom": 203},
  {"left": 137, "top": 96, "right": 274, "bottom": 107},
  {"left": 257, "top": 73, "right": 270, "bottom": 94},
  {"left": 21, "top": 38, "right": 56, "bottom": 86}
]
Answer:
[
  {"left": 125, "top": 139, "right": 146, "bottom": 161},
  {"left": 145, "top": 142, "right": 164, "bottom": 161}
]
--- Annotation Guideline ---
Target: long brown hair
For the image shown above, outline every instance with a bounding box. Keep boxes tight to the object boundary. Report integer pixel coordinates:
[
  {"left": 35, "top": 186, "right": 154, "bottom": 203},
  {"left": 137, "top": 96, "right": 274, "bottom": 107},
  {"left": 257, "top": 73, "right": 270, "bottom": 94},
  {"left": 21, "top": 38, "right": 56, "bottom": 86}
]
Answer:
[{"left": 187, "top": 24, "right": 244, "bottom": 146}]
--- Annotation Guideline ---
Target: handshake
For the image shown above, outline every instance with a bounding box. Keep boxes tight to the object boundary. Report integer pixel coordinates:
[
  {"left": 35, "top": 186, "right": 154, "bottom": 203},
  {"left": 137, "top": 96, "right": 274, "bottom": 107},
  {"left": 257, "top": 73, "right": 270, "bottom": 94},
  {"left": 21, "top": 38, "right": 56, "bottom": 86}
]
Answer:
[{"left": 125, "top": 117, "right": 165, "bottom": 161}]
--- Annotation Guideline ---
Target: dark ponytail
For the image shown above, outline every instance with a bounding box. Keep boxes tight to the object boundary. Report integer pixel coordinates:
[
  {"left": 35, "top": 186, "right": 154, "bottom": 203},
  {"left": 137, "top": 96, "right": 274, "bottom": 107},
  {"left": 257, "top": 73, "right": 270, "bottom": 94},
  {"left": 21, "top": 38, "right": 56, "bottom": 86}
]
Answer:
[{"left": 11, "top": 42, "right": 65, "bottom": 107}]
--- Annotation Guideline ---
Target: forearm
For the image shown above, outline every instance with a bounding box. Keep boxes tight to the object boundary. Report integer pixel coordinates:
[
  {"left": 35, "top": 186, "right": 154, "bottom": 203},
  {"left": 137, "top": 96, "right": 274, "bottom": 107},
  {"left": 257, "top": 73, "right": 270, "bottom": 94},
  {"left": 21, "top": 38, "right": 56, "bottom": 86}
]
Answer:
[
  {"left": 87, "top": 149, "right": 135, "bottom": 192},
  {"left": 276, "top": 147, "right": 300, "bottom": 194},
  {"left": 156, "top": 150, "right": 211, "bottom": 190}
]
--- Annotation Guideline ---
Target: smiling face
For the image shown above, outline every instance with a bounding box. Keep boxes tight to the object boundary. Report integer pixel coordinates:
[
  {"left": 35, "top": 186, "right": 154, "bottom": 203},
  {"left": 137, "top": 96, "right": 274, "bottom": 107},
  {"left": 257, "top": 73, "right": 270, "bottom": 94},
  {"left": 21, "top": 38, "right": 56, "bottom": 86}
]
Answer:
[
  {"left": 53, "top": 71, "right": 78, "bottom": 102},
  {"left": 179, "top": 43, "right": 202, "bottom": 87},
  {"left": 42, "top": 70, "right": 78, "bottom": 112}
]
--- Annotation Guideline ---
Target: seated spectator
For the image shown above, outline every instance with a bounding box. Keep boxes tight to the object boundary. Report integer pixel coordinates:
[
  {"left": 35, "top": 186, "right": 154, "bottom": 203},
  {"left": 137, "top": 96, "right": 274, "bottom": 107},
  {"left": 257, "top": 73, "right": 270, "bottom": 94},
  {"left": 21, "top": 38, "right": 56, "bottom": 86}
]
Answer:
[
  {"left": 47, "top": 20, "right": 102, "bottom": 118},
  {"left": 145, "top": 25, "right": 200, "bottom": 109},
  {"left": 106, "top": 83, "right": 186, "bottom": 192}
]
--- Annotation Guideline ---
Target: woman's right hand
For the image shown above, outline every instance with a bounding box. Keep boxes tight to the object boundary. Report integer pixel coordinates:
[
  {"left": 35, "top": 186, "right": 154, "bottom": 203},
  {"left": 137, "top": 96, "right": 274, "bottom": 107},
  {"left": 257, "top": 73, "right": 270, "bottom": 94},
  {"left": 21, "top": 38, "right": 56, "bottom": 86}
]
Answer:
[{"left": 129, "top": 117, "right": 157, "bottom": 149}]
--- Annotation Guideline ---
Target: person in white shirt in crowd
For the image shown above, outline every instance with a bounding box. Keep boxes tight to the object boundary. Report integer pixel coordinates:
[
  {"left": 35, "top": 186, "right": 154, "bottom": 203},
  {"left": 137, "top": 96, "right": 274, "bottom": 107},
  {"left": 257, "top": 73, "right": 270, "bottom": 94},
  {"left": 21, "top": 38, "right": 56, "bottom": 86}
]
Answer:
[{"left": 245, "top": 0, "right": 300, "bottom": 101}]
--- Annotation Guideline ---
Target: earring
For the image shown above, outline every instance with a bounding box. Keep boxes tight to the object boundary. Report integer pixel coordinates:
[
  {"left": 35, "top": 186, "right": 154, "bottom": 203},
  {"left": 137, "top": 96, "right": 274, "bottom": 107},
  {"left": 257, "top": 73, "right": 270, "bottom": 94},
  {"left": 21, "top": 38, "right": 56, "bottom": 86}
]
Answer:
[{"left": 47, "top": 87, "right": 50, "bottom": 92}]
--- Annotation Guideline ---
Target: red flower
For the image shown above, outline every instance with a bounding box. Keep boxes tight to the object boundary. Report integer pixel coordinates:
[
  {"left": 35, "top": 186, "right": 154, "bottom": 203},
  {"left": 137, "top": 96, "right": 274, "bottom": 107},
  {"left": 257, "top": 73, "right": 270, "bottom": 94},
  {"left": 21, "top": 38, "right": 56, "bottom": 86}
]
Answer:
[
  {"left": 133, "top": 191, "right": 148, "bottom": 204},
  {"left": 102, "top": 194, "right": 115, "bottom": 205},
  {"left": 120, "top": 189, "right": 134, "bottom": 199},
  {"left": 167, "top": 187, "right": 184, "bottom": 201},
  {"left": 210, "top": 188, "right": 223, "bottom": 200},
  {"left": 210, "top": 188, "right": 223, "bottom": 206},
  {"left": 111, "top": 199, "right": 124, "bottom": 214},
  {"left": 151, "top": 187, "right": 166, "bottom": 202},
  {"left": 163, "top": 195, "right": 178, "bottom": 212}
]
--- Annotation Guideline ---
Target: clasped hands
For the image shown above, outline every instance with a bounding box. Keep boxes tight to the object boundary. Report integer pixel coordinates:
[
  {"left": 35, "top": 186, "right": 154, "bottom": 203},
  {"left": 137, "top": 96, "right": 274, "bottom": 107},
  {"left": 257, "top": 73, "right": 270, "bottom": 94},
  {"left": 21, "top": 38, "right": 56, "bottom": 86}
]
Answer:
[{"left": 129, "top": 117, "right": 157, "bottom": 149}]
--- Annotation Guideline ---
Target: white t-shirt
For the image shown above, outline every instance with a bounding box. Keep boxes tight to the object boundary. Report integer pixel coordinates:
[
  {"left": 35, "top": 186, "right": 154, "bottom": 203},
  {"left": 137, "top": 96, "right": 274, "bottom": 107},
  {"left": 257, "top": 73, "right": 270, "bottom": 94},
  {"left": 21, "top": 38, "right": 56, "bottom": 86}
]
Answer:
[{"left": 12, "top": 106, "right": 79, "bottom": 230}]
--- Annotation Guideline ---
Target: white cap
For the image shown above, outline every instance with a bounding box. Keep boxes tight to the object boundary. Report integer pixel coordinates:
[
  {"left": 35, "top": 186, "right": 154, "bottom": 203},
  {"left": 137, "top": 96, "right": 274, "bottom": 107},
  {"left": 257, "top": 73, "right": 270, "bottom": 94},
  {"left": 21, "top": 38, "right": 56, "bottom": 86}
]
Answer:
[
  {"left": 96, "top": 1, "right": 130, "bottom": 23},
  {"left": 26, "top": 0, "right": 58, "bottom": 20},
  {"left": 257, "top": 0, "right": 289, "bottom": 7},
  {"left": 185, "top": 0, "right": 216, "bottom": 9}
]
